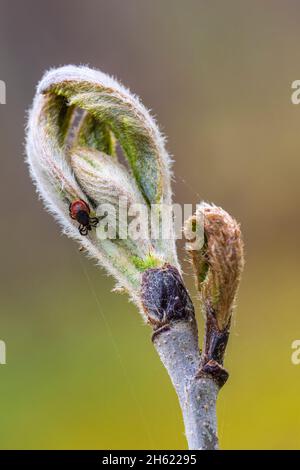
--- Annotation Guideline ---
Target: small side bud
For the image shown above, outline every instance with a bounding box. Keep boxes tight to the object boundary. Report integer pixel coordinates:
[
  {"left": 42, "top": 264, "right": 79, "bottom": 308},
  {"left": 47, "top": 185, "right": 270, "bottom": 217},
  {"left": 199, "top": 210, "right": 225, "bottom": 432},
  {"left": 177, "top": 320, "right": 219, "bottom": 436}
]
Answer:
[
  {"left": 184, "top": 202, "right": 244, "bottom": 384},
  {"left": 185, "top": 202, "right": 244, "bottom": 331}
]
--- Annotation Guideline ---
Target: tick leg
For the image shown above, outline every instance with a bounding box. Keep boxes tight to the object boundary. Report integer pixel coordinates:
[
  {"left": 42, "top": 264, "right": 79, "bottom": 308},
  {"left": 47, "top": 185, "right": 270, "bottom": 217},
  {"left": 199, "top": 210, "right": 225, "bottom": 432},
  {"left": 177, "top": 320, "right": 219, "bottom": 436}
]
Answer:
[
  {"left": 90, "top": 217, "right": 99, "bottom": 227},
  {"left": 79, "top": 225, "right": 88, "bottom": 236}
]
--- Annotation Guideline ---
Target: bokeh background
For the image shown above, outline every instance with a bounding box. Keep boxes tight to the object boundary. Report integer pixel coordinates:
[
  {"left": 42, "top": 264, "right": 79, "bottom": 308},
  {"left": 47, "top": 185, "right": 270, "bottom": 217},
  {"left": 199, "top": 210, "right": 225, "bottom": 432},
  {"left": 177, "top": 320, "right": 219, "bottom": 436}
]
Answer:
[{"left": 0, "top": 0, "right": 300, "bottom": 450}]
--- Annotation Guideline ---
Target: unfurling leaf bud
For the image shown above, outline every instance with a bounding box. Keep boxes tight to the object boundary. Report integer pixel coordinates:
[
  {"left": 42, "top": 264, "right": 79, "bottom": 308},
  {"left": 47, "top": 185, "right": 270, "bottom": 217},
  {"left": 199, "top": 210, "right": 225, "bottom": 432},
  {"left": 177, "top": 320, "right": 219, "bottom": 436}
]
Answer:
[
  {"left": 26, "top": 65, "right": 179, "bottom": 312},
  {"left": 185, "top": 202, "right": 244, "bottom": 331}
]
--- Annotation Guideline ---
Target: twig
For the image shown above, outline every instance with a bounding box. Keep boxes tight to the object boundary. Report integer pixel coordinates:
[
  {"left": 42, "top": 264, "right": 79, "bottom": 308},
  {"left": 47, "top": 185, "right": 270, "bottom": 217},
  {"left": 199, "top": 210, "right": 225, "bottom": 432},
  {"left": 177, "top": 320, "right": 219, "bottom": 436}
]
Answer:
[{"left": 154, "top": 321, "right": 219, "bottom": 450}]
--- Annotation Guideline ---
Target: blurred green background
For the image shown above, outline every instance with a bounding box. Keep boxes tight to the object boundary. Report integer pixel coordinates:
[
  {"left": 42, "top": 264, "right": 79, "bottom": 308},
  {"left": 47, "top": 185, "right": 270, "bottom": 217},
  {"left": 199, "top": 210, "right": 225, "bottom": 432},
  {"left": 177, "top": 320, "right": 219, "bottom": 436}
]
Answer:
[{"left": 0, "top": 0, "right": 300, "bottom": 449}]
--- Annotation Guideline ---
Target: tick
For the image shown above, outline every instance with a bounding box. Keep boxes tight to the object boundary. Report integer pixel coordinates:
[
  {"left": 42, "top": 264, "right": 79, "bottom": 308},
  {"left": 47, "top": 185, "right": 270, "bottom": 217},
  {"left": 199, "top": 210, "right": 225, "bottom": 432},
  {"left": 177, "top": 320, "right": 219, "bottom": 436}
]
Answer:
[{"left": 69, "top": 199, "right": 99, "bottom": 236}]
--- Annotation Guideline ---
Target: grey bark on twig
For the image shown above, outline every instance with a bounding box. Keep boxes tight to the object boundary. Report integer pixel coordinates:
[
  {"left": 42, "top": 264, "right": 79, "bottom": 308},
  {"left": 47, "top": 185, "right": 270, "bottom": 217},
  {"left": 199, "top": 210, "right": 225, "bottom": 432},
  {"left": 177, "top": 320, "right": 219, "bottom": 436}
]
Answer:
[
  {"left": 141, "top": 264, "right": 221, "bottom": 450},
  {"left": 153, "top": 321, "right": 219, "bottom": 450}
]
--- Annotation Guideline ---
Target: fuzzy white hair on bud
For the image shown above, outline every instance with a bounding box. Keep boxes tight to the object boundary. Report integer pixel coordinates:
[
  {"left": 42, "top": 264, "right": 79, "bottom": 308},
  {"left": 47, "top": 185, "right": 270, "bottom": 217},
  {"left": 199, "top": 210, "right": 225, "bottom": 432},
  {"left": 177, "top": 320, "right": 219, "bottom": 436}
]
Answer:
[{"left": 26, "top": 65, "right": 178, "bottom": 307}]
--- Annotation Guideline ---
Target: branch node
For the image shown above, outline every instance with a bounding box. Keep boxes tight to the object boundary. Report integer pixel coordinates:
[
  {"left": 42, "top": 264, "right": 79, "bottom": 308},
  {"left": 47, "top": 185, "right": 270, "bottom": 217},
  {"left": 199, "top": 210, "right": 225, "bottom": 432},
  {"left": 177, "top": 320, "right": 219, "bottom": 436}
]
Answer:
[
  {"left": 151, "top": 324, "right": 171, "bottom": 342},
  {"left": 141, "top": 264, "right": 195, "bottom": 329},
  {"left": 197, "top": 360, "right": 229, "bottom": 388}
]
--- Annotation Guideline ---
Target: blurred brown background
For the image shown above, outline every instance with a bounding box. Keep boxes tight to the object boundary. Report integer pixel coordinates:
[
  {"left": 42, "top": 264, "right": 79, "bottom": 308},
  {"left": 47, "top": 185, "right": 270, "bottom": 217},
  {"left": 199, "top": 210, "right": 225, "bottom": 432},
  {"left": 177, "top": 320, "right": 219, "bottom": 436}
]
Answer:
[{"left": 0, "top": 0, "right": 300, "bottom": 449}]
